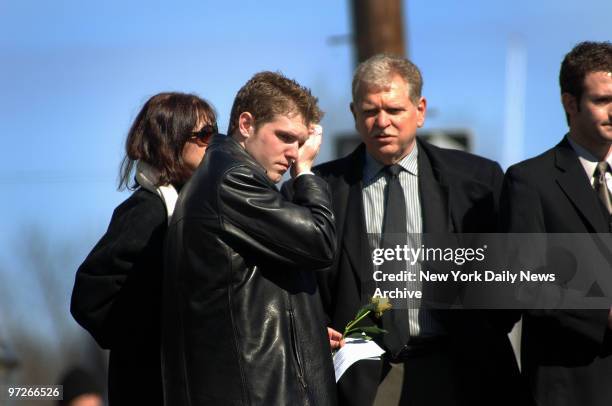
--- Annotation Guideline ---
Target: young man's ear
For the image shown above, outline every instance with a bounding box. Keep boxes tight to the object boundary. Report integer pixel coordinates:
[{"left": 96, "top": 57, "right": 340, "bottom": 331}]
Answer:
[
  {"left": 561, "top": 93, "right": 578, "bottom": 117},
  {"left": 238, "top": 112, "right": 255, "bottom": 140}
]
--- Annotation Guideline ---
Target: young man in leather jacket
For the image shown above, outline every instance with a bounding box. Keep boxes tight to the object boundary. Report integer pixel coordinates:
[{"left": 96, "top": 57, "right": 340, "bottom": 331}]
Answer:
[{"left": 161, "top": 71, "right": 338, "bottom": 405}]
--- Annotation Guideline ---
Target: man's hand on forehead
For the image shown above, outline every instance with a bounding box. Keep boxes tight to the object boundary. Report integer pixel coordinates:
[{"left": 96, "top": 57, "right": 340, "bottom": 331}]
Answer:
[{"left": 291, "top": 124, "right": 323, "bottom": 177}]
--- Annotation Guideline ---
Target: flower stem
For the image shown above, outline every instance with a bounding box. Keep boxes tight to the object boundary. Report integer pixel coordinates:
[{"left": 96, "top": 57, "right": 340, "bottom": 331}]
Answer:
[{"left": 342, "top": 310, "right": 371, "bottom": 339}]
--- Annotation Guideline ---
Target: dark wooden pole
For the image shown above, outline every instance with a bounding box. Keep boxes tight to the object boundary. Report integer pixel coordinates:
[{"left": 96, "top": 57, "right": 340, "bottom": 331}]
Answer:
[{"left": 351, "top": 0, "right": 406, "bottom": 65}]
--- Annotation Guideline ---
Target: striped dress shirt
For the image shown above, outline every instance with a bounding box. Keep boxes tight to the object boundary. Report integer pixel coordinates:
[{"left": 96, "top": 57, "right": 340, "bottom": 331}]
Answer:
[{"left": 362, "top": 145, "right": 442, "bottom": 337}]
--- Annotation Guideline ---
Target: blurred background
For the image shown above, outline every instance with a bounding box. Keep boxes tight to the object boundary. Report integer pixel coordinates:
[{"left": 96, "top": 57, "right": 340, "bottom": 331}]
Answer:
[{"left": 0, "top": 0, "right": 610, "bottom": 404}]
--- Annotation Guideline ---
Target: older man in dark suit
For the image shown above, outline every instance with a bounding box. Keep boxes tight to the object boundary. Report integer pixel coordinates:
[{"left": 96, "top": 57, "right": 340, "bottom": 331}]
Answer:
[
  {"left": 315, "top": 54, "right": 522, "bottom": 406},
  {"left": 502, "top": 41, "right": 612, "bottom": 406}
]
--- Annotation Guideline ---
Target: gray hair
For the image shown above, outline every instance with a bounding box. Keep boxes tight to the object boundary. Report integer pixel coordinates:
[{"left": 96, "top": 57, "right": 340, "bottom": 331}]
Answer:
[{"left": 351, "top": 54, "right": 423, "bottom": 104}]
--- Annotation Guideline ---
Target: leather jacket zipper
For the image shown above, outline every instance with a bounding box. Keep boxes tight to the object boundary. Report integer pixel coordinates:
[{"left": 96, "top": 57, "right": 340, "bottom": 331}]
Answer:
[{"left": 289, "top": 309, "right": 308, "bottom": 390}]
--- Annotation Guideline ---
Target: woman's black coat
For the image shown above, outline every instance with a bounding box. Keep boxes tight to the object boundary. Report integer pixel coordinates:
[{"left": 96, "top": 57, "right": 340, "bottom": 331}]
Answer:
[{"left": 71, "top": 188, "right": 166, "bottom": 406}]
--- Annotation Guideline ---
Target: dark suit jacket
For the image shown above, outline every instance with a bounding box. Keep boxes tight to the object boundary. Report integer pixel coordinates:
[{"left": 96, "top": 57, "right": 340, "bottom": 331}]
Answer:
[
  {"left": 315, "top": 138, "right": 523, "bottom": 406},
  {"left": 502, "top": 137, "right": 612, "bottom": 406}
]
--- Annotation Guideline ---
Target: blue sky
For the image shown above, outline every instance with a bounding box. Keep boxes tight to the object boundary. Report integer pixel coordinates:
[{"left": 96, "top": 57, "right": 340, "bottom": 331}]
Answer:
[{"left": 0, "top": 0, "right": 610, "bottom": 346}]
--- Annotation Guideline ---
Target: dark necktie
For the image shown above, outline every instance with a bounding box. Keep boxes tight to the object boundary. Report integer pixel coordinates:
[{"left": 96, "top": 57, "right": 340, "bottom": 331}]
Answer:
[
  {"left": 380, "top": 164, "right": 411, "bottom": 356},
  {"left": 594, "top": 162, "right": 612, "bottom": 215}
]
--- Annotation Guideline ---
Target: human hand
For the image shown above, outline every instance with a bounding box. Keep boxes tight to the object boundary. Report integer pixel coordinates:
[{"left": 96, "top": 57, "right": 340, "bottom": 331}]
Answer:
[
  {"left": 291, "top": 124, "right": 322, "bottom": 177},
  {"left": 328, "top": 327, "right": 345, "bottom": 350}
]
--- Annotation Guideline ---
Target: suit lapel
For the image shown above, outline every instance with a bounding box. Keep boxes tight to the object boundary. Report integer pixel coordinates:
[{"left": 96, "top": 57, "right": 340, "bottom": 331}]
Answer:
[
  {"left": 554, "top": 139, "right": 609, "bottom": 233},
  {"left": 418, "top": 140, "right": 453, "bottom": 233},
  {"left": 331, "top": 145, "right": 375, "bottom": 301},
  {"left": 417, "top": 141, "right": 460, "bottom": 296},
  {"left": 343, "top": 178, "right": 375, "bottom": 300}
]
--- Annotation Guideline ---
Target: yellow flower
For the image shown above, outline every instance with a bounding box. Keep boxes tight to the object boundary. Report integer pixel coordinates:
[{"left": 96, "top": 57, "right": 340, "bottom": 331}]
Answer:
[{"left": 370, "top": 297, "right": 392, "bottom": 318}]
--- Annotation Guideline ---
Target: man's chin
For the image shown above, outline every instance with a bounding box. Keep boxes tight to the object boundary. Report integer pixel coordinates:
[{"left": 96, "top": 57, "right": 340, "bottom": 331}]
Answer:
[
  {"left": 600, "top": 128, "right": 612, "bottom": 140},
  {"left": 592, "top": 130, "right": 612, "bottom": 145},
  {"left": 267, "top": 171, "right": 283, "bottom": 183},
  {"left": 367, "top": 146, "right": 409, "bottom": 165}
]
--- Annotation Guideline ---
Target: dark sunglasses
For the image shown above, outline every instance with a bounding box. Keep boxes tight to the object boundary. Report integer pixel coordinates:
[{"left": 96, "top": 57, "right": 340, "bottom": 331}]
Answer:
[{"left": 192, "top": 123, "right": 218, "bottom": 142}]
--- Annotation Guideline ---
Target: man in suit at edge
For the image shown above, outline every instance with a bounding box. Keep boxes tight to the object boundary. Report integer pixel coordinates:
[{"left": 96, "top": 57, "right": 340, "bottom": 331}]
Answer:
[
  {"left": 501, "top": 41, "right": 612, "bottom": 406},
  {"left": 314, "top": 54, "right": 522, "bottom": 405}
]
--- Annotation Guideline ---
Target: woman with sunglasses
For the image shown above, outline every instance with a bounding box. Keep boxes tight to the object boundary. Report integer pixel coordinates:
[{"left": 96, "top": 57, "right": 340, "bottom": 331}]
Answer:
[{"left": 70, "top": 92, "right": 217, "bottom": 406}]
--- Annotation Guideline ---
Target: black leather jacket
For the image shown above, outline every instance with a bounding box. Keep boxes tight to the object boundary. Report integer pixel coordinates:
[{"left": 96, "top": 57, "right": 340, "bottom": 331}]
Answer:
[{"left": 162, "top": 135, "right": 337, "bottom": 405}]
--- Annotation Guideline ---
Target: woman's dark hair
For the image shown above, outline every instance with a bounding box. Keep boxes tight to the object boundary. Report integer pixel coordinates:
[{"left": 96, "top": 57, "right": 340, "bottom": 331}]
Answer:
[{"left": 119, "top": 92, "right": 217, "bottom": 190}]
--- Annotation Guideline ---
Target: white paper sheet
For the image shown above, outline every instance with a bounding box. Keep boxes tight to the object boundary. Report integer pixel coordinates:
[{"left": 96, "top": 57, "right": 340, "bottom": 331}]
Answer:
[{"left": 332, "top": 338, "right": 386, "bottom": 382}]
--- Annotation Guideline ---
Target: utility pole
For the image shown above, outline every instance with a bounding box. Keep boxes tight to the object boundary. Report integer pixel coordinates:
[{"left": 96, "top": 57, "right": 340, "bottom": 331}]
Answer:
[
  {"left": 332, "top": 0, "right": 409, "bottom": 158},
  {"left": 351, "top": 0, "right": 406, "bottom": 64}
]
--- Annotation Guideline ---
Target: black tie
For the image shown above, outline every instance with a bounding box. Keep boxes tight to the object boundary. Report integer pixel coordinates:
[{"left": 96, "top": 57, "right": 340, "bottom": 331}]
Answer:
[
  {"left": 380, "top": 164, "right": 411, "bottom": 356},
  {"left": 594, "top": 162, "right": 612, "bottom": 215}
]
